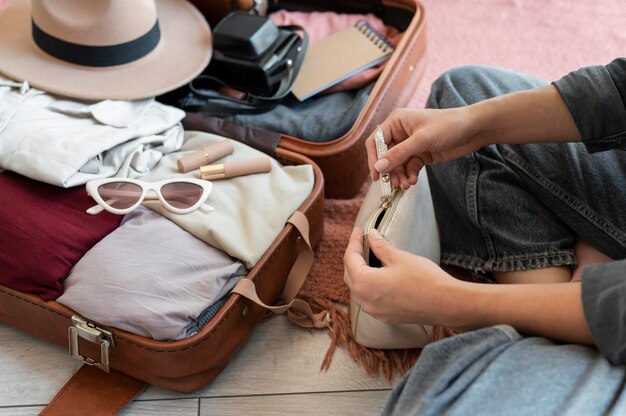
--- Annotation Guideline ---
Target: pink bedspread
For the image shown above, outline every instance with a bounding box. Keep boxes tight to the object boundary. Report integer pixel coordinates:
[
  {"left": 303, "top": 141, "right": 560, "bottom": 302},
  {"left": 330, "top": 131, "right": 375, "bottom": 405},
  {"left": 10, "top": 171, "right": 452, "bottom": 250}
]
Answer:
[{"left": 411, "top": 0, "right": 626, "bottom": 108}]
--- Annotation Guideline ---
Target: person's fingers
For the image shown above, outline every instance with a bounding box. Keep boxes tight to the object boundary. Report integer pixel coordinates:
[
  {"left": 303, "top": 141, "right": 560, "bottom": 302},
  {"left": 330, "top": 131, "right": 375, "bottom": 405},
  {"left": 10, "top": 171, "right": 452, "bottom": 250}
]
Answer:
[
  {"left": 390, "top": 172, "right": 400, "bottom": 189},
  {"left": 406, "top": 157, "right": 424, "bottom": 185},
  {"left": 389, "top": 168, "right": 409, "bottom": 190},
  {"left": 374, "top": 139, "right": 415, "bottom": 175},
  {"left": 367, "top": 229, "right": 397, "bottom": 266},
  {"left": 343, "top": 228, "right": 367, "bottom": 279},
  {"left": 365, "top": 134, "right": 380, "bottom": 182},
  {"left": 392, "top": 165, "right": 410, "bottom": 190}
]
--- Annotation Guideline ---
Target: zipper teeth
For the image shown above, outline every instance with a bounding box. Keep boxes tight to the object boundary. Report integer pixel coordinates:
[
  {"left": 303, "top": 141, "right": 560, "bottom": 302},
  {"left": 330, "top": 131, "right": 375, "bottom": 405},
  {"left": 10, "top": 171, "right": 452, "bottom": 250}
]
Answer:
[
  {"left": 363, "top": 189, "right": 402, "bottom": 260},
  {"left": 188, "top": 297, "right": 228, "bottom": 336},
  {"left": 378, "top": 189, "right": 402, "bottom": 235}
]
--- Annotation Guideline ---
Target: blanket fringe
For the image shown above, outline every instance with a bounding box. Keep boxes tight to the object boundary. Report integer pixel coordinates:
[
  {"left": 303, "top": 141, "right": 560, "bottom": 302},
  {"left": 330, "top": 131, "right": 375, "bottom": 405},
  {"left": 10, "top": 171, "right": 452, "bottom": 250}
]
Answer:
[
  {"left": 298, "top": 293, "right": 457, "bottom": 382},
  {"left": 263, "top": 290, "right": 459, "bottom": 381}
]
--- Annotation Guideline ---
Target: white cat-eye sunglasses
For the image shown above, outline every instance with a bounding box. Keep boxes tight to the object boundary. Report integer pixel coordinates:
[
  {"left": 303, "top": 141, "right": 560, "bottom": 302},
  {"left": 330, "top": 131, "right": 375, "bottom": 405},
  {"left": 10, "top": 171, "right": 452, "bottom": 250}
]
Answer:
[{"left": 86, "top": 178, "right": 213, "bottom": 215}]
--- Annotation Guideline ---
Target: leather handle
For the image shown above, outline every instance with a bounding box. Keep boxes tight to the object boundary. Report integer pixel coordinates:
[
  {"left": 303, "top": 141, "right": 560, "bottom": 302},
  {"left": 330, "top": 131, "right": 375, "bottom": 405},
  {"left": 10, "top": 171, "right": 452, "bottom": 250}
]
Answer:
[
  {"left": 40, "top": 365, "right": 146, "bottom": 416},
  {"left": 231, "top": 211, "right": 331, "bottom": 329}
]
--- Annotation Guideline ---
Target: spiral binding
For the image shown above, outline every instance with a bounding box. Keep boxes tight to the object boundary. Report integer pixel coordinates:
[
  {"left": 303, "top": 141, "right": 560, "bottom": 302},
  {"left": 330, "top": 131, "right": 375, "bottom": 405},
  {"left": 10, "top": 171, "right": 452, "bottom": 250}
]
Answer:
[{"left": 355, "top": 20, "right": 394, "bottom": 55}]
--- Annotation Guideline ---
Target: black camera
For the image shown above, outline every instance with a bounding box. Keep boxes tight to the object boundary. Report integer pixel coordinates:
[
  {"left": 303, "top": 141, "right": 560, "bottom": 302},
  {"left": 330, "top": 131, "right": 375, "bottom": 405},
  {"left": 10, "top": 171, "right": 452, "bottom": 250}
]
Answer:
[{"left": 205, "top": 12, "right": 305, "bottom": 96}]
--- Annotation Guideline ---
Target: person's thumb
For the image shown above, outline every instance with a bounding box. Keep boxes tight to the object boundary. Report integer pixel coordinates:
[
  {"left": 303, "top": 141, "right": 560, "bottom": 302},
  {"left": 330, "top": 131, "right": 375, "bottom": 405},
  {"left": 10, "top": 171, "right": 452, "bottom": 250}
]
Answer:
[
  {"left": 374, "top": 140, "right": 415, "bottom": 173},
  {"left": 368, "top": 229, "right": 397, "bottom": 265}
]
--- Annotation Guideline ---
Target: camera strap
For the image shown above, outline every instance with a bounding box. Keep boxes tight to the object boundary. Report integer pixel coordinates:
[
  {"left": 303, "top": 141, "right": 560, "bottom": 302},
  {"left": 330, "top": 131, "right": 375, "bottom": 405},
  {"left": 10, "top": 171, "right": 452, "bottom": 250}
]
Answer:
[{"left": 183, "top": 25, "right": 308, "bottom": 116}]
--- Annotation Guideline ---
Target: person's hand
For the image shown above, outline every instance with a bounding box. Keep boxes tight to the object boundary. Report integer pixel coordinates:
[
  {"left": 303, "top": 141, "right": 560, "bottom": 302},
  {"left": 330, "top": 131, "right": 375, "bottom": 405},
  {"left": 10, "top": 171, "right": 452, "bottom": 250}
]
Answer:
[
  {"left": 343, "top": 227, "right": 463, "bottom": 326},
  {"left": 365, "top": 107, "right": 483, "bottom": 189}
]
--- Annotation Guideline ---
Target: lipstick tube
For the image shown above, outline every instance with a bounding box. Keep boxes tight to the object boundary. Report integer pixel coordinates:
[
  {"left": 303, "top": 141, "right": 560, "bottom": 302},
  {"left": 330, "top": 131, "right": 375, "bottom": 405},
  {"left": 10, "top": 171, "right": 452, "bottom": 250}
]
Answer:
[
  {"left": 177, "top": 141, "right": 234, "bottom": 173},
  {"left": 200, "top": 157, "right": 272, "bottom": 180}
]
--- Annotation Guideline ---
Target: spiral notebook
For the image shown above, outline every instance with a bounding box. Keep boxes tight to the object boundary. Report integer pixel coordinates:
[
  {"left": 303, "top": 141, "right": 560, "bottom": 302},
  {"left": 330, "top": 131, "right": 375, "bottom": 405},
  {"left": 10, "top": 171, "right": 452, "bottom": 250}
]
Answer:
[{"left": 291, "top": 21, "right": 394, "bottom": 101}]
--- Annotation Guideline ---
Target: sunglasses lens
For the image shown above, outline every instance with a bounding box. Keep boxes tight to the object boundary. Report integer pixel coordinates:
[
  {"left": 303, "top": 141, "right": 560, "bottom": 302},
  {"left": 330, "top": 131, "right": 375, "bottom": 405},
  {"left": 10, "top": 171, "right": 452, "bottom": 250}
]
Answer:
[
  {"left": 97, "top": 182, "right": 143, "bottom": 210},
  {"left": 161, "top": 182, "right": 204, "bottom": 209}
]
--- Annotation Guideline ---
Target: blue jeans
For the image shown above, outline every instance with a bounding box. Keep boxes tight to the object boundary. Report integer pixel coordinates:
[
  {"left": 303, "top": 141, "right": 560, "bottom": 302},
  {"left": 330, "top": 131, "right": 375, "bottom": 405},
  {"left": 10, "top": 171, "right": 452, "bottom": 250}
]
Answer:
[
  {"left": 381, "top": 325, "right": 626, "bottom": 416},
  {"left": 426, "top": 66, "right": 626, "bottom": 274}
]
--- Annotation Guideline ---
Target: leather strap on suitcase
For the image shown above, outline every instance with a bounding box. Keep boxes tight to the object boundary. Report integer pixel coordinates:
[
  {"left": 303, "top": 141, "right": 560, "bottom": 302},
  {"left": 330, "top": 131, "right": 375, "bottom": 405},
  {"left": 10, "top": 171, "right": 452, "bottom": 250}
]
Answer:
[
  {"left": 40, "top": 365, "right": 146, "bottom": 416},
  {"left": 232, "top": 211, "right": 332, "bottom": 329}
]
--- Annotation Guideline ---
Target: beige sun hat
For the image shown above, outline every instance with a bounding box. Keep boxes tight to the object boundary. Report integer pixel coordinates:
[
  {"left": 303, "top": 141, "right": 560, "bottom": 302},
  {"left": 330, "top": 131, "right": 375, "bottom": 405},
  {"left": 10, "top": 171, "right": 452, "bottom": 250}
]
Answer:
[{"left": 0, "top": 0, "right": 212, "bottom": 100}]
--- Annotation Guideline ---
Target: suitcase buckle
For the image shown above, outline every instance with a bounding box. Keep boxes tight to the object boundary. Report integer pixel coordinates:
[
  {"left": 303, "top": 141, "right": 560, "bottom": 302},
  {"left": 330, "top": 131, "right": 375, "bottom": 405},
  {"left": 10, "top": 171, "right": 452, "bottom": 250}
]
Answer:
[{"left": 68, "top": 315, "right": 115, "bottom": 373}]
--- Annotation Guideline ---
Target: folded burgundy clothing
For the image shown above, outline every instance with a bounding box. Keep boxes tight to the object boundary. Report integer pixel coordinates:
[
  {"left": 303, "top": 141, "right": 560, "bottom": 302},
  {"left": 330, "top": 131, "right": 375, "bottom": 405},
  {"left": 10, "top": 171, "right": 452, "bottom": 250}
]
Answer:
[{"left": 0, "top": 171, "right": 122, "bottom": 300}]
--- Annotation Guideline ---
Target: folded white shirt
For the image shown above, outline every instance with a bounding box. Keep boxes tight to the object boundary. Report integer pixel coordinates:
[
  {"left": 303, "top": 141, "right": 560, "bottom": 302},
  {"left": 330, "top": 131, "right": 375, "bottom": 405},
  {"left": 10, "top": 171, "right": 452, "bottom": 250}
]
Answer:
[{"left": 0, "top": 76, "right": 184, "bottom": 187}]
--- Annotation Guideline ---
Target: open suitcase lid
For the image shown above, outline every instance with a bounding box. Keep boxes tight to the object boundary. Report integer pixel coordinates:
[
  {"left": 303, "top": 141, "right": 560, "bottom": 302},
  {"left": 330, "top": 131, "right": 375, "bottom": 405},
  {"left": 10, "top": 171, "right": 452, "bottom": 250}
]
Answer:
[{"left": 189, "top": 0, "right": 427, "bottom": 198}]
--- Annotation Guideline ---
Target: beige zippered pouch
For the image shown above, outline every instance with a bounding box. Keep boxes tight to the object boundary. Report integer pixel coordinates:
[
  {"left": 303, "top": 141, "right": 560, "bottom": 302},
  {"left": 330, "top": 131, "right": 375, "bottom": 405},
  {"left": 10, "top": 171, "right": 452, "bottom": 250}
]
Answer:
[{"left": 350, "top": 128, "right": 440, "bottom": 349}]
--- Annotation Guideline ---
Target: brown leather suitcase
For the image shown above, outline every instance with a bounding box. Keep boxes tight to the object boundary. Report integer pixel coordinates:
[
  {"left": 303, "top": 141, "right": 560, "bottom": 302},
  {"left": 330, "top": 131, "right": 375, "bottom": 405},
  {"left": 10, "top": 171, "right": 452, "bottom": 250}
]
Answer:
[
  {"left": 0, "top": 142, "right": 325, "bottom": 414},
  {"left": 191, "top": 0, "right": 427, "bottom": 198}
]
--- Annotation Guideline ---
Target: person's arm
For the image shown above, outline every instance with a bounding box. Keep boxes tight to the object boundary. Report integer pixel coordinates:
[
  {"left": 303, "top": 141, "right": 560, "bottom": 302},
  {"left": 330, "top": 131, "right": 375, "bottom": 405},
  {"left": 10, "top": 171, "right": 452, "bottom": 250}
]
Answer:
[
  {"left": 471, "top": 58, "right": 626, "bottom": 150},
  {"left": 468, "top": 85, "right": 581, "bottom": 147},
  {"left": 450, "top": 278, "right": 593, "bottom": 345},
  {"left": 367, "top": 84, "right": 581, "bottom": 189},
  {"left": 367, "top": 58, "right": 626, "bottom": 188},
  {"left": 581, "top": 261, "right": 626, "bottom": 364},
  {"left": 344, "top": 228, "right": 594, "bottom": 346}
]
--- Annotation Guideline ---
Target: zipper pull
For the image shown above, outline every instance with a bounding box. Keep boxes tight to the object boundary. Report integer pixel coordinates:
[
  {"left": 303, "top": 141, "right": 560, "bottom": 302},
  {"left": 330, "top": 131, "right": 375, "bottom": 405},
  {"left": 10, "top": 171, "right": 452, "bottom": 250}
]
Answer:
[{"left": 375, "top": 125, "right": 393, "bottom": 207}]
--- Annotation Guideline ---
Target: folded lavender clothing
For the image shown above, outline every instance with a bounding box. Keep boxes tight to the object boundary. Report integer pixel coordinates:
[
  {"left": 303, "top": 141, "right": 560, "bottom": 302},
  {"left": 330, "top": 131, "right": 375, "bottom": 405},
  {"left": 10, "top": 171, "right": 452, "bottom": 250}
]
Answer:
[{"left": 58, "top": 207, "right": 247, "bottom": 341}]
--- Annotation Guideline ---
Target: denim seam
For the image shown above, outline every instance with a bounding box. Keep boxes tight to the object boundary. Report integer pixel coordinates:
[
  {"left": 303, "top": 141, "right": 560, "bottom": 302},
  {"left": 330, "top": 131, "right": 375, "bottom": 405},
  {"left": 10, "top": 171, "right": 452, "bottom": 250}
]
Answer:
[
  {"left": 466, "top": 154, "right": 497, "bottom": 261},
  {"left": 441, "top": 250, "right": 577, "bottom": 273},
  {"left": 589, "top": 130, "right": 626, "bottom": 143},
  {"left": 500, "top": 147, "right": 626, "bottom": 249}
]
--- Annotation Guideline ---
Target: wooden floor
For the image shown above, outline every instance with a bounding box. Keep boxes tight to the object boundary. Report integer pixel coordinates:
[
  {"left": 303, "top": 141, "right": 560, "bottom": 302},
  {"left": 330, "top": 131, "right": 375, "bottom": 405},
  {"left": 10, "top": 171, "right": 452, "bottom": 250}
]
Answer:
[{"left": 0, "top": 315, "right": 396, "bottom": 415}]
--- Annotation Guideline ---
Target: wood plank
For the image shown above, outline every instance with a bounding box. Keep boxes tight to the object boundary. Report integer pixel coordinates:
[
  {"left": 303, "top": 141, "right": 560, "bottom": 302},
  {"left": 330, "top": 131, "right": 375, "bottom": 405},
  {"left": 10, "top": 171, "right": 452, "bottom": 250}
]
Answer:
[
  {"left": 141, "top": 315, "right": 396, "bottom": 400},
  {"left": 0, "top": 324, "right": 81, "bottom": 407},
  {"left": 0, "top": 315, "right": 396, "bottom": 408},
  {"left": 0, "top": 407, "right": 43, "bottom": 416},
  {"left": 121, "top": 399, "right": 199, "bottom": 416},
  {"left": 199, "top": 391, "right": 392, "bottom": 416},
  {"left": 0, "top": 399, "right": 198, "bottom": 416}
]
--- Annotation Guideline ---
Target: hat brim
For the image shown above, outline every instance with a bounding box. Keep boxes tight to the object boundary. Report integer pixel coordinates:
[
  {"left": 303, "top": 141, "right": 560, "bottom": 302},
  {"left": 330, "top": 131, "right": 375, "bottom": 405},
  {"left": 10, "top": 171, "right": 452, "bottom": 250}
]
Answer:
[{"left": 0, "top": 0, "right": 212, "bottom": 100}]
